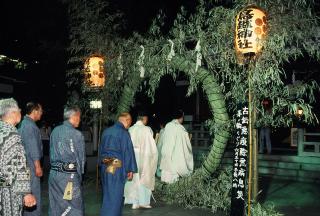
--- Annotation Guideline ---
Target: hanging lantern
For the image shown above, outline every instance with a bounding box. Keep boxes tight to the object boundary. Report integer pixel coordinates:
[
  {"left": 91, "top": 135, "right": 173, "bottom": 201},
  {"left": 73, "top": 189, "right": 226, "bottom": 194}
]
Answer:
[
  {"left": 295, "top": 107, "right": 304, "bottom": 117},
  {"left": 84, "top": 55, "right": 105, "bottom": 89},
  {"left": 235, "top": 5, "right": 267, "bottom": 64}
]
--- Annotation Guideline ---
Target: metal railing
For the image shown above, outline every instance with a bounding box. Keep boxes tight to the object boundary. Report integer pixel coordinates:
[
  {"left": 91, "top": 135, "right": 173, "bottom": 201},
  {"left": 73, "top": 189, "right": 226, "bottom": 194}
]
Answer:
[
  {"left": 298, "top": 129, "right": 320, "bottom": 157},
  {"left": 188, "top": 123, "right": 211, "bottom": 148}
]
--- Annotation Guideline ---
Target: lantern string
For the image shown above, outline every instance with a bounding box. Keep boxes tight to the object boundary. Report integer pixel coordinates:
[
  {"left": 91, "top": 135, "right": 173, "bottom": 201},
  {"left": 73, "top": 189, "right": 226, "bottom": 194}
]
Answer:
[{"left": 138, "top": 45, "right": 145, "bottom": 78}]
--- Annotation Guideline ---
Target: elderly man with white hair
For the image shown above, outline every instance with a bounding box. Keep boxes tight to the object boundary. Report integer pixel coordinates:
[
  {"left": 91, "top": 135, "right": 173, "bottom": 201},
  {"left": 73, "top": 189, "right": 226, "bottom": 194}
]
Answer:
[
  {"left": 0, "top": 98, "right": 36, "bottom": 216},
  {"left": 48, "top": 105, "right": 86, "bottom": 216}
]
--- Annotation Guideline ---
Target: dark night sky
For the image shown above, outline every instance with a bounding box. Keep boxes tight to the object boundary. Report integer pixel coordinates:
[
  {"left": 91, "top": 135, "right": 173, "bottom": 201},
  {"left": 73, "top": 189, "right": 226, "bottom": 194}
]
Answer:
[{"left": 0, "top": 0, "right": 68, "bottom": 123}]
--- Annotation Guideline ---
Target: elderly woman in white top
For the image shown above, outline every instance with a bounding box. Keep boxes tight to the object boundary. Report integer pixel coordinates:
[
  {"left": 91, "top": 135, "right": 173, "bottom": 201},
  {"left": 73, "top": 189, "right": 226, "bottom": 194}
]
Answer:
[{"left": 0, "top": 98, "right": 36, "bottom": 216}]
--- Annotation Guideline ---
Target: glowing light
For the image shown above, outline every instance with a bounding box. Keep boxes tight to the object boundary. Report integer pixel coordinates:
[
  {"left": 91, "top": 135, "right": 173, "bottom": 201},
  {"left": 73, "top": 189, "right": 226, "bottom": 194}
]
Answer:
[
  {"left": 84, "top": 56, "right": 105, "bottom": 89},
  {"left": 90, "top": 100, "right": 102, "bottom": 109},
  {"left": 235, "top": 5, "right": 267, "bottom": 64}
]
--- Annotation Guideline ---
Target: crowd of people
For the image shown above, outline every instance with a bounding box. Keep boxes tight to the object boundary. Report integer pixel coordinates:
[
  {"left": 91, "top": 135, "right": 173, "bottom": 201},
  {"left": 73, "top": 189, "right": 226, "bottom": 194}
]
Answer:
[{"left": 0, "top": 98, "right": 194, "bottom": 216}]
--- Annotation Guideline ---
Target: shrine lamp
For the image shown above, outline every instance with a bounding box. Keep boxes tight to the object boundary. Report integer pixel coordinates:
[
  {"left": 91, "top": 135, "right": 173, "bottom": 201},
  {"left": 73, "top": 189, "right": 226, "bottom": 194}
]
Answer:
[
  {"left": 235, "top": 5, "right": 267, "bottom": 65},
  {"left": 84, "top": 55, "right": 105, "bottom": 89},
  {"left": 296, "top": 107, "right": 303, "bottom": 117}
]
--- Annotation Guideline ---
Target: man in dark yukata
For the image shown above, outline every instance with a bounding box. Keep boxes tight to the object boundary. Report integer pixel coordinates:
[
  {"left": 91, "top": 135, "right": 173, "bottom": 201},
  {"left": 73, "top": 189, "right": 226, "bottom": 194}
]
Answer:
[
  {"left": 99, "top": 112, "right": 137, "bottom": 216},
  {"left": 48, "top": 105, "right": 86, "bottom": 216},
  {"left": 19, "top": 102, "right": 43, "bottom": 216}
]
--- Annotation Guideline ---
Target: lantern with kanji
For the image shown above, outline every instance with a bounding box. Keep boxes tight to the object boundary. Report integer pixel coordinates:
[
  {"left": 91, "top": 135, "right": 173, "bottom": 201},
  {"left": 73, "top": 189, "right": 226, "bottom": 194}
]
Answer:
[
  {"left": 235, "top": 5, "right": 267, "bottom": 64},
  {"left": 84, "top": 55, "right": 105, "bottom": 89}
]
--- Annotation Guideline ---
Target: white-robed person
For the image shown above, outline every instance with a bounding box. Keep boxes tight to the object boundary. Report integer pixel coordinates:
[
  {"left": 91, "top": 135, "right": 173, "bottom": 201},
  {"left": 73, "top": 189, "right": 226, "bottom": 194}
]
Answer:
[
  {"left": 159, "top": 110, "right": 194, "bottom": 184},
  {"left": 124, "top": 112, "right": 158, "bottom": 209},
  {"left": 155, "top": 122, "right": 165, "bottom": 178}
]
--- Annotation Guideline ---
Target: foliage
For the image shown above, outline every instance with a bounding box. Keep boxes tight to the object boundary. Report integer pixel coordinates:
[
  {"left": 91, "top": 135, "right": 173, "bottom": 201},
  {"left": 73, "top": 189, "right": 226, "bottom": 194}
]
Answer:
[
  {"left": 66, "top": 0, "right": 320, "bottom": 127},
  {"left": 154, "top": 168, "right": 233, "bottom": 214},
  {"left": 65, "top": 0, "right": 127, "bottom": 122},
  {"left": 154, "top": 167, "right": 282, "bottom": 215},
  {"left": 250, "top": 202, "right": 283, "bottom": 216}
]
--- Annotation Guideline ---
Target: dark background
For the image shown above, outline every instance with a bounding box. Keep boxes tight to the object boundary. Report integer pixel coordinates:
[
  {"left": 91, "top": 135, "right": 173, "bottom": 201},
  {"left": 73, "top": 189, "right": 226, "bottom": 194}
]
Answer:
[{"left": 0, "top": 0, "right": 68, "bottom": 123}]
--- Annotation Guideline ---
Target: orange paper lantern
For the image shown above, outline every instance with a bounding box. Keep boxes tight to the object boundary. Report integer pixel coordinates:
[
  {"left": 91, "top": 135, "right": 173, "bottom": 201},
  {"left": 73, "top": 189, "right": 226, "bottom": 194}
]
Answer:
[
  {"left": 84, "top": 56, "right": 105, "bottom": 89},
  {"left": 235, "top": 5, "right": 267, "bottom": 64},
  {"left": 295, "top": 107, "right": 303, "bottom": 117}
]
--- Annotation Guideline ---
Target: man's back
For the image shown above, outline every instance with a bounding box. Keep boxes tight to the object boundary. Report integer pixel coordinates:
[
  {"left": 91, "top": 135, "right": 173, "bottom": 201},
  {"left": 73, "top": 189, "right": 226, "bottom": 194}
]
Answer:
[
  {"left": 129, "top": 122, "right": 153, "bottom": 148},
  {"left": 100, "top": 122, "right": 129, "bottom": 159},
  {"left": 19, "top": 116, "right": 42, "bottom": 162},
  {"left": 127, "top": 121, "right": 157, "bottom": 189},
  {"left": 99, "top": 122, "right": 137, "bottom": 180},
  {"left": 50, "top": 121, "right": 85, "bottom": 175},
  {"left": 99, "top": 121, "right": 137, "bottom": 216},
  {"left": 160, "top": 119, "right": 194, "bottom": 181}
]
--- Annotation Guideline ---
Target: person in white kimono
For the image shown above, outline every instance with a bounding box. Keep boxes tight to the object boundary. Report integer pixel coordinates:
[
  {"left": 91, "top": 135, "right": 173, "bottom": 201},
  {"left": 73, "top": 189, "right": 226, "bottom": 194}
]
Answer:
[
  {"left": 124, "top": 113, "right": 158, "bottom": 209},
  {"left": 159, "top": 110, "right": 194, "bottom": 184},
  {"left": 155, "top": 122, "right": 165, "bottom": 178}
]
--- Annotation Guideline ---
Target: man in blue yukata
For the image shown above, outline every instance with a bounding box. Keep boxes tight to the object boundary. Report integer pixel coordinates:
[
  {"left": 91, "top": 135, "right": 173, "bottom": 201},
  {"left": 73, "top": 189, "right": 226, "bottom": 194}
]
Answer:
[
  {"left": 99, "top": 112, "right": 138, "bottom": 216},
  {"left": 19, "top": 102, "right": 43, "bottom": 216},
  {"left": 48, "top": 106, "right": 86, "bottom": 216}
]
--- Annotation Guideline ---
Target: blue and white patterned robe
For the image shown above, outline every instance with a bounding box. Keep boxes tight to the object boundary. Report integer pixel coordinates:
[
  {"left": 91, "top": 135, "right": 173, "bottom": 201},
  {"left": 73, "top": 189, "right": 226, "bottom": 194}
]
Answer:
[
  {"left": 48, "top": 121, "right": 85, "bottom": 216},
  {"left": 0, "top": 120, "right": 31, "bottom": 216}
]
